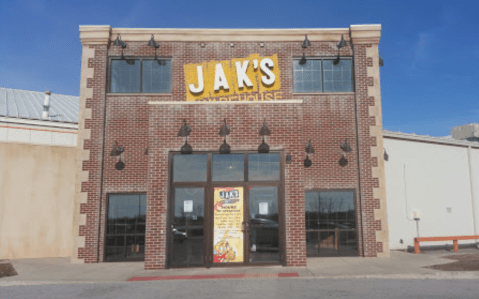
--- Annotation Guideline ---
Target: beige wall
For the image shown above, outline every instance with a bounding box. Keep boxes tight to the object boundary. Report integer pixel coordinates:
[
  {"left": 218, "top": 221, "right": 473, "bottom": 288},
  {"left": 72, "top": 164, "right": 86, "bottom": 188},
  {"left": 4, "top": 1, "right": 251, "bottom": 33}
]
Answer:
[{"left": 0, "top": 142, "right": 76, "bottom": 259}]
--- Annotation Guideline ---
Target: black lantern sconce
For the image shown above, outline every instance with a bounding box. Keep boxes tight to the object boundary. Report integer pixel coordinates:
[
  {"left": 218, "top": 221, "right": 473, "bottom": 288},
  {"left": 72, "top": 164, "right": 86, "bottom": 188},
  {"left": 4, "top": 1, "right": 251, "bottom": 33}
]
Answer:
[
  {"left": 218, "top": 119, "right": 231, "bottom": 154},
  {"left": 113, "top": 34, "right": 127, "bottom": 61},
  {"left": 286, "top": 154, "right": 293, "bottom": 164},
  {"left": 148, "top": 34, "right": 166, "bottom": 66},
  {"left": 304, "top": 139, "right": 315, "bottom": 168},
  {"left": 110, "top": 141, "right": 125, "bottom": 170},
  {"left": 333, "top": 34, "right": 347, "bottom": 65},
  {"left": 340, "top": 138, "right": 352, "bottom": 153},
  {"left": 178, "top": 119, "right": 193, "bottom": 154},
  {"left": 384, "top": 148, "right": 389, "bottom": 161},
  {"left": 299, "top": 34, "right": 310, "bottom": 65},
  {"left": 258, "top": 119, "right": 271, "bottom": 154},
  {"left": 339, "top": 138, "right": 352, "bottom": 167},
  {"left": 144, "top": 147, "right": 148, "bottom": 155},
  {"left": 339, "top": 153, "right": 348, "bottom": 167}
]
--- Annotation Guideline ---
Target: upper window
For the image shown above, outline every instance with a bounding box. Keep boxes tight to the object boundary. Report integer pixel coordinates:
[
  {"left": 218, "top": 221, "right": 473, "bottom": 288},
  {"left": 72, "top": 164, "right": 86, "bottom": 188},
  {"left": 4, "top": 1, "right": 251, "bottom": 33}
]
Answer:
[
  {"left": 293, "top": 59, "right": 352, "bottom": 93},
  {"left": 110, "top": 59, "right": 171, "bottom": 93}
]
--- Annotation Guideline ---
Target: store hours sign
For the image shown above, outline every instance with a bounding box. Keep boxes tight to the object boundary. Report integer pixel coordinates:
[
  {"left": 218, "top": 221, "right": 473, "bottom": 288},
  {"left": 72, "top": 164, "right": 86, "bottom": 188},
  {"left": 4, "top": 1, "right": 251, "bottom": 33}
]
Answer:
[{"left": 184, "top": 54, "right": 282, "bottom": 102}]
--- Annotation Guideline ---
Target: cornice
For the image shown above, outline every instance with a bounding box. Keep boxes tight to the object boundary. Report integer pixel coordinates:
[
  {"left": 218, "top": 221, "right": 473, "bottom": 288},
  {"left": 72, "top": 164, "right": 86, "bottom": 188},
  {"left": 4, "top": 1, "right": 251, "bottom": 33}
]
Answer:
[
  {"left": 110, "top": 28, "right": 350, "bottom": 42},
  {"left": 78, "top": 24, "right": 381, "bottom": 45},
  {"left": 350, "top": 24, "right": 381, "bottom": 45},
  {"left": 79, "top": 25, "right": 111, "bottom": 45}
]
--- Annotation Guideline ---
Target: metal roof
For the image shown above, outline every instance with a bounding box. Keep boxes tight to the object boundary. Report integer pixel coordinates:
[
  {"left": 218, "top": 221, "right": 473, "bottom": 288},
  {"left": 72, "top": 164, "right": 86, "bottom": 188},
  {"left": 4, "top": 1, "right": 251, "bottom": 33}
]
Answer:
[{"left": 0, "top": 87, "right": 79, "bottom": 124}]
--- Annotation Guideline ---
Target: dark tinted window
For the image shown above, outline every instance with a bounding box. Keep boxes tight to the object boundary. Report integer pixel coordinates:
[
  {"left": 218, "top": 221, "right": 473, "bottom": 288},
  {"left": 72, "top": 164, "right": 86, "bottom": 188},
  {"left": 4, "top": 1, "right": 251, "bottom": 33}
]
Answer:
[
  {"left": 305, "top": 190, "right": 358, "bottom": 257},
  {"left": 293, "top": 59, "right": 322, "bottom": 92},
  {"left": 248, "top": 153, "right": 280, "bottom": 181},
  {"left": 110, "top": 60, "right": 141, "bottom": 93},
  {"left": 106, "top": 194, "right": 146, "bottom": 262},
  {"left": 293, "top": 59, "right": 352, "bottom": 93},
  {"left": 110, "top": 59, "right": 171, "bottom": 93},
  {"left": 323, "top": 60, "right": 352, "bottom": 92},
  {"left": 212, "top": 154, "right": 244, "bottom": 181},
  {"left": 173, "top": 154, "right": 207, "bottom": 182},
  {"left": 142, "top": 60, "right": 172, "bottom": 93}
]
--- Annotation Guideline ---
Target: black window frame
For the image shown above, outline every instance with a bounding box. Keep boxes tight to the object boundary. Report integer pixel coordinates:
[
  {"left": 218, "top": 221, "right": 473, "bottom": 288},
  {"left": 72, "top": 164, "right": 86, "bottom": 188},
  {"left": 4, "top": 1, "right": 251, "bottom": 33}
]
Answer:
[
  {"left": 104, "top": 192, "right": 147, "bottom": 262},
  {"left": 292, "top": 57, "right": 355, "bottom": 93},
  {"left": 304, "top": 189, "right": 359, "bottom": 257},
  {"left": 167, "top": 151, "right": 286, "bottom": 269},
  {"left": 108, "top": 57, "right": 172, "bottom": 94}
]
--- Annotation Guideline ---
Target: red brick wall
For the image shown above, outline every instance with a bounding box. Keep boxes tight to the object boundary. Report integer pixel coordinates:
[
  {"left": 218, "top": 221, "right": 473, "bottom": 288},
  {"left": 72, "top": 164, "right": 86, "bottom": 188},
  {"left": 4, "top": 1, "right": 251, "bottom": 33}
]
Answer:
[
  {"left": 78, "top": 45, "right": 107, "bottom": 263},
  {"left": 77, "top": 38, "right": 384, "bottom": 267},
  {"left": 146, "top": 103, "right": 304, "bottom": 269}
]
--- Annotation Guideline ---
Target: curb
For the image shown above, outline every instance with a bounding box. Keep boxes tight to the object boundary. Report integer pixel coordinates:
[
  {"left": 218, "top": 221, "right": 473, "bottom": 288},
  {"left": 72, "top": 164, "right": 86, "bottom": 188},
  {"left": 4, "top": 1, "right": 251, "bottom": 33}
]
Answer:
[{"left": 2, "top": 272, "right": 479, "bottom": 286}]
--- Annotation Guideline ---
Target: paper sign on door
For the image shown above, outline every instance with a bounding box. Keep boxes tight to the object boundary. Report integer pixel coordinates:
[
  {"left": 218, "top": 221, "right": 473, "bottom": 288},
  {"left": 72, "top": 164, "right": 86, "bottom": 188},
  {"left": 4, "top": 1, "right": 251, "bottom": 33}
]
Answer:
[
  {"left": 184, "top": 200, "right": 193, "bottom": 213},
  {"left": 259, "top": 202, "right": 268, "bottom": 215}
]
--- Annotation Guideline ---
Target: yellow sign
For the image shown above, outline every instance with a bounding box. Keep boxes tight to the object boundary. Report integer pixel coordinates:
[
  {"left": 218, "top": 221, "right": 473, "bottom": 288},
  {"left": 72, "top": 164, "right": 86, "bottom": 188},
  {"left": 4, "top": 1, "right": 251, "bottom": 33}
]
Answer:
[
  {"left": 184, "top": 54, "right": 281, "bottom": 101},
  {"left": 213, "top": 187, "right": 244, "bottom": 263}
]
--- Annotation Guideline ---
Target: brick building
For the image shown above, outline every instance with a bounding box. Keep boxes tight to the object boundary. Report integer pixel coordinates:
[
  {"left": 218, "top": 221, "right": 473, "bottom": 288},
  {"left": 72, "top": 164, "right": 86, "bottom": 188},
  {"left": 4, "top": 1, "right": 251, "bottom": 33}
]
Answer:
[{"left": 75, "top": 24, "right": 389, "bottom": 270}]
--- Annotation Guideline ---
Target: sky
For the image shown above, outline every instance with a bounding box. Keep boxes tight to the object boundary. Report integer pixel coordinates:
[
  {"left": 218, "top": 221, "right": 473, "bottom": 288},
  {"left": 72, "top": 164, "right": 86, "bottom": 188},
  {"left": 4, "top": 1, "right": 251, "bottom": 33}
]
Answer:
[{"left": 0, "top": 0, "right": 477, "bottom": 137}]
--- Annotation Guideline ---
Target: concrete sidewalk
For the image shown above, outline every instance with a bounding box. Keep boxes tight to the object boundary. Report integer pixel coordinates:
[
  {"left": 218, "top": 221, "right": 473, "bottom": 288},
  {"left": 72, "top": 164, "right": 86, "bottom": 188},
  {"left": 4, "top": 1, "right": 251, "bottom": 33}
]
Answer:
[{"left": 1, "top": 249, "right": 479, "bottom": 286}]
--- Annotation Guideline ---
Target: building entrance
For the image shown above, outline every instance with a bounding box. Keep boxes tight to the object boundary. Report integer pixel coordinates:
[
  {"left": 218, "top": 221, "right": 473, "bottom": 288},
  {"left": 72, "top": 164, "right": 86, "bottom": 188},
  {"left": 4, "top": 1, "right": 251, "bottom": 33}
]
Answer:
[{"left": 168, "top": 152, "right": 285, "bottom": 268}]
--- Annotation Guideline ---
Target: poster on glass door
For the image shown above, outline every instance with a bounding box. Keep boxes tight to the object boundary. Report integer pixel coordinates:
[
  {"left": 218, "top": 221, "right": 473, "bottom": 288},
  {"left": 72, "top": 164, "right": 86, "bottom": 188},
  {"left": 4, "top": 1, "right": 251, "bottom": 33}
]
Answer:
[{"left": 213, "top": 187, "right": 244, "bottom": 263}]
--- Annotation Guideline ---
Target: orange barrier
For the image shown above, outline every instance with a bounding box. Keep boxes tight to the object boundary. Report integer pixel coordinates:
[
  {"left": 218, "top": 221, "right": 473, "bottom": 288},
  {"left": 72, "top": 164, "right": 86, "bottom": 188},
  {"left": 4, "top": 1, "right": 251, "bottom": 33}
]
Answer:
[{"left": 414, "top": 235, "right": 479, "bottom": 254}]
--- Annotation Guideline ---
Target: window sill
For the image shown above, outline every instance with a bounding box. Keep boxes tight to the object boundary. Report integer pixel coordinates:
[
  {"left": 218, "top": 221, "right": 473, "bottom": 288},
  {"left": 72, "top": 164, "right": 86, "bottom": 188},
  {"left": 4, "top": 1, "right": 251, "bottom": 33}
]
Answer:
[
  {"left": 107, "top": 93, "right": 172, "bottom": 97},
  {"left": 292, "top": 92, "right": 355, "bottom": 95}
]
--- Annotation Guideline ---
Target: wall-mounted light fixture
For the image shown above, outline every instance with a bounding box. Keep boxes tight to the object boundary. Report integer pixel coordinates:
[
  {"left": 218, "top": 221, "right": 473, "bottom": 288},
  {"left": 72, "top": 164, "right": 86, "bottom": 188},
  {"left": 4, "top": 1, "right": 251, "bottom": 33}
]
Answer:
[
  {"left": 299, "top": 34, "right": 310, "bottom": 65},
  {"left": 148, "top": 34, "right": 164, "bottom": 66},
  {"left": 339, "top": 153, "right": 348, "bottom": 167},
  {"left": 178, "top": 119, "right": 193, "bottom": 154},
  {"left": 302, "top": 35, "right": 311, "bottom": 49},
  {"left": 286, "top": 154, "right": 292, "bottom": 164},
  {"left": 110, "top": 141, "right": 125, "bottom": 170},
  {"left": 379, "top": 56, "right": 384, "bottom": 67},
  {"left": 384, "top": 148, "right": 389, "bottom": 161},
  {"left": 340, "top": 138, "right": 352, "bottom": 153},
  {"left": 219, "top": 119, "right": 231, "bottom": 154},
  {"left": 339, "top": 138, "right": 352, "bottom": 167},
  {"left": 304, "top": 139, "right": 314, "bottom": 168},
  {"left": 333, "top": 34, "right": 347, "bottom": 65},
  {"left": 144, "top": 147, "right": 148, "bottom": 155},
  {"left": 258, "top": 119, "right": 271, "bottom": 154},
  {"left": 114, "top": 34, "right": 127, "bottom": 60}
]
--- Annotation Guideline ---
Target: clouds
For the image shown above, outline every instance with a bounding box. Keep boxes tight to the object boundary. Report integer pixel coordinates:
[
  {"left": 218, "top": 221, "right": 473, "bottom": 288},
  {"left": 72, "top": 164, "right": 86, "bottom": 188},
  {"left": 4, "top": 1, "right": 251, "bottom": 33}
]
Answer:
[{"left": 409, "top": 31, "right": 435, "bottom": 70}]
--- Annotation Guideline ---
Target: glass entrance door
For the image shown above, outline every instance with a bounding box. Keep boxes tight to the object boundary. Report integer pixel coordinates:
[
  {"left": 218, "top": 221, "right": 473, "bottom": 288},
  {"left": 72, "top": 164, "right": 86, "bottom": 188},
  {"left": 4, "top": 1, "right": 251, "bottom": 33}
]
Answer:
[
  {"left": 247, "top": 186, "right": 280, "bottom": 263},
  {"left": 170, "top": 187, "right": 205, "bottom": 267},
  {"left": 168, "top": 152, "right": 284, "bottom": 268}
]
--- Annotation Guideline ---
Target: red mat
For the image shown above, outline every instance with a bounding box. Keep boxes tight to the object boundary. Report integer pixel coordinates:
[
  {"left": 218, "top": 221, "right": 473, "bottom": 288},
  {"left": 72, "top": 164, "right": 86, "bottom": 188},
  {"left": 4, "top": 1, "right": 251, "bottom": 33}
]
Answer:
[{"left": 128, "top": 272, "right": 299, "bottom": 281}]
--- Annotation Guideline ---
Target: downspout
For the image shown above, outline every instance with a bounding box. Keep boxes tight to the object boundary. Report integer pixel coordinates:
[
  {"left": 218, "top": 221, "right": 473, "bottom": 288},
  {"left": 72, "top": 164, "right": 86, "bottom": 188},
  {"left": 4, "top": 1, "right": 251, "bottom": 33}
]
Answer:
[
  {"left": 467, "top": 146, "right": 478, "bottom": 246},
  {"left": 350, "top": 31, "right": 366, "bottom": 256},
  {"left": 97, "top": 37, "right": 111, "bottom": 262}
]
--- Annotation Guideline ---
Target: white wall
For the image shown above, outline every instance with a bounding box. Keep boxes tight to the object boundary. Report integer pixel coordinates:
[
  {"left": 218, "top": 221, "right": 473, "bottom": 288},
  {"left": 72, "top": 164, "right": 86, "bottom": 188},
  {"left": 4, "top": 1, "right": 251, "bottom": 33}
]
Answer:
[
  {"left": 0, "top": 142, "right": 76, "bottom": 259},
  {"left": 384, "top": 137, "right": 479, "bottom": 250}
]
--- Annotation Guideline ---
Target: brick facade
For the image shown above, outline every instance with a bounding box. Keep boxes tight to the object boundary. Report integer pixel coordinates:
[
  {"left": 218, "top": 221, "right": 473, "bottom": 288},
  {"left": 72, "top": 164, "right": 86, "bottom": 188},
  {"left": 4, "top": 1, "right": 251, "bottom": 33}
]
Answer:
[{"left": 76, "top": 25, "right": 389, "bottom": 269}]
